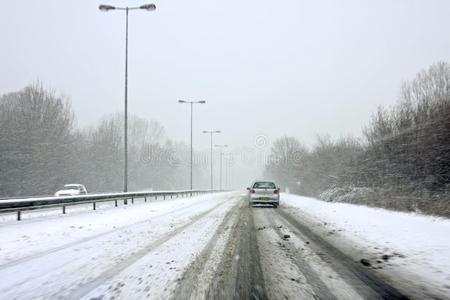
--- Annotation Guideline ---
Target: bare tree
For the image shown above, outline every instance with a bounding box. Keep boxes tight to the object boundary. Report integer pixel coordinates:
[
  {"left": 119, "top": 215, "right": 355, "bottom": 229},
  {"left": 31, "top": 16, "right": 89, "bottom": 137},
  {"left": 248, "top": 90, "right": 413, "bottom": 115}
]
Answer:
[
  {"left": 363, "top": 62, "right": 450, "bottom": 193},
  {"left": 0, "top": 83, "right": 75, "bottom": 196},
  {"left": 266, "top": 136, "right": 308, "bottom": 191}
]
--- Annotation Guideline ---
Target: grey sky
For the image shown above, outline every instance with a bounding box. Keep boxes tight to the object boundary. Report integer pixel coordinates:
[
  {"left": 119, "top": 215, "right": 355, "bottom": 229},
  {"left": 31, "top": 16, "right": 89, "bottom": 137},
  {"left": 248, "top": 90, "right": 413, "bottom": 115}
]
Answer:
[{"left": 1, "top": 0, "right": 450, "bottom": 154}]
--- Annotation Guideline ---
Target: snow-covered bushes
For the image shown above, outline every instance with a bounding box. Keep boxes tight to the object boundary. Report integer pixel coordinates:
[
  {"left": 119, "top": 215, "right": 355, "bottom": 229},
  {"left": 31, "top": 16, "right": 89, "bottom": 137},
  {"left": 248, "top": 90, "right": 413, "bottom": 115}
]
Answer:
[
  {"left": 319, "top": 186, "right": 375, "bottom": 203},
  {"left": 266, "top": 62, "right": 450, "bottom": 218},
  {"left": 318, "top": 186, "right": 450, "bottom": 217}
]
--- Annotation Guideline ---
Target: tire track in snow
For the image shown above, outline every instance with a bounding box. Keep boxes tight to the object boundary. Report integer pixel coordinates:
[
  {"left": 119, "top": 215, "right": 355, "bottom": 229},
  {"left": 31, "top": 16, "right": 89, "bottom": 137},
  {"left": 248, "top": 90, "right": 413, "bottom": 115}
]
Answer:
[
  {"left": 205, "top": 199, "right": 268, "bottom": 300},
  {"left": 0, "top": 196, "right": 232, "bottom": 299},
  {"left": 69, "top": 199, "right": 232, "bottom": 300},
  {"left": 262, "top": 208, "right": 337, "bottom": 300},
  {"left": 276, "top": 207, "right": 409, "bottom": 300},
  {"left": 169, "top": 200, "right": 241, "bottom": 299},
  {"left": 0, "top": 195, "right": 222, "bottom": 271}
]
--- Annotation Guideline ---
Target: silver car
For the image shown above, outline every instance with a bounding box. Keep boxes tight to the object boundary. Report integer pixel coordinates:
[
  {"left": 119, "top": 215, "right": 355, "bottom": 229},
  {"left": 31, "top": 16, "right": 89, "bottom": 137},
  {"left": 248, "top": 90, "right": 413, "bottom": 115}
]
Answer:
[{"left": 247, "top": 180, "right": 280, "bottom": 208}]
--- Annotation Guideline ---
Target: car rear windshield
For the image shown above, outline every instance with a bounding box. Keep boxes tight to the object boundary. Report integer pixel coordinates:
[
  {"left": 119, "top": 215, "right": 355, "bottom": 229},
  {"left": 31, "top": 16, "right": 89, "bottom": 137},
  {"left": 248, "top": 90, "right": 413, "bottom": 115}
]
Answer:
[
  {"left": 253, "top": 182, "right": 276, "bottom": 189},
  {"left": 64, "top": 185, "right": 80, "bottom": 190}
]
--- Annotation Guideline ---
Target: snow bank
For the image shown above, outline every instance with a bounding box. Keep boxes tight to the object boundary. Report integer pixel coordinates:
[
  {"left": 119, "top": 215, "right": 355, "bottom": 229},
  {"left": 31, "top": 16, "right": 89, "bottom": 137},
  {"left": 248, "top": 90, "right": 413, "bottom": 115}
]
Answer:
[{"left": 282, "top": 193, "right": 450, "bottom": 296}]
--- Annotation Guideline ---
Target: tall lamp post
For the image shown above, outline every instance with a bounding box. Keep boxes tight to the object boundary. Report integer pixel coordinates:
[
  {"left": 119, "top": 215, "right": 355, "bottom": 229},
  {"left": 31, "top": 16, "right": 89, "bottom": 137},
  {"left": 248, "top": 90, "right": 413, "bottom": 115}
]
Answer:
[
  {"left": 178, "top": 100, "right": 206, "bottom": 191},
  {"left": 99, "top": 3, "right": 156, "bottom": 194},
  {"left": 202, "top": 130, "right": 221, "bottom": 191},
  {"left": 214, "top": 144, "right": 228, "bottom": 191}
]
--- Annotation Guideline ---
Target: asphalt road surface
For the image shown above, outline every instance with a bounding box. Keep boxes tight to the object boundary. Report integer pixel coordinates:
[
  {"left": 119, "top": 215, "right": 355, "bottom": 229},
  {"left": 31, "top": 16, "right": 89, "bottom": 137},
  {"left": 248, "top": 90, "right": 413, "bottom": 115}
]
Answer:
[
  {"left": 0, "top": 193, "right": 416, "bottom": 299},
  {"left": 172, "top": 197, "right": 409, "bottom": 300}
]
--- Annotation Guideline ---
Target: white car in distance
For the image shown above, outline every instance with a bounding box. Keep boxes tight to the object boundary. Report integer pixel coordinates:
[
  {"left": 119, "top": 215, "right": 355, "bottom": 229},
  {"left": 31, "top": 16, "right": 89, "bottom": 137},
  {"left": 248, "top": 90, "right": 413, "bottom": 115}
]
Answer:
[{"left": 55, "top": 184, "right": 88, "bottom": 197}]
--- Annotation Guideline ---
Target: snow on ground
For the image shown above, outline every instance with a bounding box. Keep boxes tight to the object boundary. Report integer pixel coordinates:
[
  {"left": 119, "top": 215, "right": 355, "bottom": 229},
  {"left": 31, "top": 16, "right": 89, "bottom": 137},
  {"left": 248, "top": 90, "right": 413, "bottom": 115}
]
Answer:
[
  {"left": 80, "top": 199, "right": 239, "bottom": 299},
  {"left": 282, "top": 193, "right": 450, "bottom": 296},
  {"left": 0, "top": 192, "right": 235, "bottom": 267},
  {"left": 0, "top": 192, "right": 240, "bottom": 299},
  {"left": 254, "top": 209, "right": 363, "bottom": 300}
]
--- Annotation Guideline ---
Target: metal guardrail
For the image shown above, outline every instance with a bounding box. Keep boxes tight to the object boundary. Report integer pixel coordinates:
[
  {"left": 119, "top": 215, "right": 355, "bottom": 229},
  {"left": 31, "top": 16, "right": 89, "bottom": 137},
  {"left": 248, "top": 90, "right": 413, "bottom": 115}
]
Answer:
[{"left": 0, "top": 190, "right": 218, "bottom": 221}]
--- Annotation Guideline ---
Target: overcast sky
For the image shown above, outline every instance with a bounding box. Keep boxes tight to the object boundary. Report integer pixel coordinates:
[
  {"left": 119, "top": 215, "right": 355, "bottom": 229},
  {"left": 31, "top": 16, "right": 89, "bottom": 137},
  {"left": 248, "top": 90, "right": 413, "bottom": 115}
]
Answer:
[{"left": 1, "top": 0, "right": 450, "bottom": 154}]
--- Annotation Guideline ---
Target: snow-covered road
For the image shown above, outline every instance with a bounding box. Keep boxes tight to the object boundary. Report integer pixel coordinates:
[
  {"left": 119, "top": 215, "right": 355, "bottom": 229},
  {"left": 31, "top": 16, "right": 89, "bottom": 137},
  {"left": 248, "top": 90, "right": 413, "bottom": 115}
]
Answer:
[{"left": 0, "top": 192, "right": 448, "bottom": 299}]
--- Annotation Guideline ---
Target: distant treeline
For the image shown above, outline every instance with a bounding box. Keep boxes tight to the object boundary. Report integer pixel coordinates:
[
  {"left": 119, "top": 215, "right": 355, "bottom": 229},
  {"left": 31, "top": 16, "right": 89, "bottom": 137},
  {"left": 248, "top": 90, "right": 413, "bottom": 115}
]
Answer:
[
  {"left": 266, "top": 62, "right": 450, "bottom": 217},
  {"left": 0, "top": 83, "right": 208, "bottom": 197}
]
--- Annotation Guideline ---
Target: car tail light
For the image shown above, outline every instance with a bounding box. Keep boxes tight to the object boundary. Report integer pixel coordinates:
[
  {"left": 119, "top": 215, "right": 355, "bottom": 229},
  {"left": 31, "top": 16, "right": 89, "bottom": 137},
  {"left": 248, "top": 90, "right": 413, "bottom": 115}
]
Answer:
[
  {"left": 251, "top": 189, "right": 256, "bottom": 194},
  {"left": 274, "top": 189, "right": 279, "bottom": 194}
]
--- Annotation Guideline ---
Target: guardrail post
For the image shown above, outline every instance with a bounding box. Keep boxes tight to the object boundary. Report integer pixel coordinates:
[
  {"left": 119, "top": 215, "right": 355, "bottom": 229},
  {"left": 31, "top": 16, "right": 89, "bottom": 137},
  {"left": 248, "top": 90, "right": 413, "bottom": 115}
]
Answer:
[
  {"left": 93, "top": 202, "right": 96, "bottom": 210},
  {"left": 17, "top": 210, "right": 21, "bottom": 221},
  {"left": 115, "top": 199, "right": 118, "bottom": 207},
  {"left": 62, "top": 205, "right": 66, "bottom": 214}
]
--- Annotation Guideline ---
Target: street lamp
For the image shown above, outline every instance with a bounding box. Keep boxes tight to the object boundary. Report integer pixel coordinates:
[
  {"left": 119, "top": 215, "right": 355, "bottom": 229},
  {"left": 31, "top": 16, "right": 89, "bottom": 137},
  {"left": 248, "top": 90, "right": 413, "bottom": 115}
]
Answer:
[
  {"left": 178, "top": 100, "right": 206, "bottom": 191},
  {"left": 99, "top": 3, "right": 156, "bottom": 194},
  {"left": 202, "top": 130, "right": 221, "bottom": 191},
  {"left": 214, "top": 144, "right": 228, "bottom": 191}
]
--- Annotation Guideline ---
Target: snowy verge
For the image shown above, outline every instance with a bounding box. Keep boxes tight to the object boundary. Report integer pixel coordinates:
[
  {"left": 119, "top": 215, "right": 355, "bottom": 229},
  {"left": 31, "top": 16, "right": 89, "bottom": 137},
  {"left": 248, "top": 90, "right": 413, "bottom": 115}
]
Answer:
[{"left": 281, "top": 193, "right": 450, "bottom": 298}]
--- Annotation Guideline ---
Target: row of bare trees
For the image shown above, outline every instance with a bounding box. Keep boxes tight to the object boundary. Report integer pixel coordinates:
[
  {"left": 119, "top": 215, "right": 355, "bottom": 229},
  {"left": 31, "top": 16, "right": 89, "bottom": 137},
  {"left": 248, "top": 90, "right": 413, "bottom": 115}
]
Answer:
[
  {"left": 266, "top": 62, "right": 450, "bottom": 216},
  {"left": 0, "top": 83, "right": 207, "bottom": 197}
]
